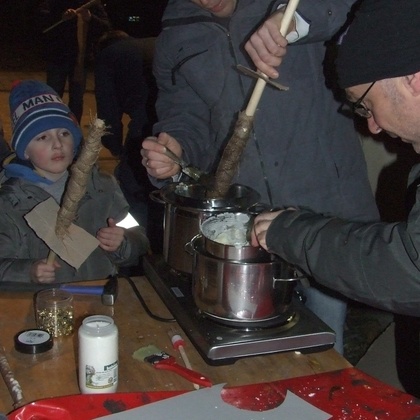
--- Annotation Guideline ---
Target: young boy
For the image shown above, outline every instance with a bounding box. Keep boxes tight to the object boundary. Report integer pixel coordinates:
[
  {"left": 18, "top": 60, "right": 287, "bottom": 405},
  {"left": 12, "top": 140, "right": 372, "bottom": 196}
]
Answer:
[{"left": 0, "top": 80, "right": 149, "bottom": 284}]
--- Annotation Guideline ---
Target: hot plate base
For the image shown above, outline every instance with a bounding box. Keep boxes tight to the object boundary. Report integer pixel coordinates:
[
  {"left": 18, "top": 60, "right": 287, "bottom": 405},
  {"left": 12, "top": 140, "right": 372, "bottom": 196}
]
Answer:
[{"left": 143, "top": 254, "right": 335, "bottom": 365}]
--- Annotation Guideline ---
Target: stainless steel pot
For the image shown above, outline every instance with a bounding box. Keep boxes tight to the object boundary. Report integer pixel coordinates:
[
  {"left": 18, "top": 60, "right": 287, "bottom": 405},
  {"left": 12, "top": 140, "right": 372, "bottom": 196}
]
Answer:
[
  {"left": 200, "top": 212, "right": 269, "bottom": 261},
  {"left": 188, "top": 235, "right": 304, "bottom": 323},
  {"left": 150, "top": 183, "right": 260, "bottom": 274}
]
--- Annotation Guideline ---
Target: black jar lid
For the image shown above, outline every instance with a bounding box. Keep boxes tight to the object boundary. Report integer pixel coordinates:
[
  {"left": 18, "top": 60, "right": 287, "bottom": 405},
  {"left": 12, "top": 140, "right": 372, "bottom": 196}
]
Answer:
[{"left": 14, "top": 329, "right": 53, "bottom": 354}]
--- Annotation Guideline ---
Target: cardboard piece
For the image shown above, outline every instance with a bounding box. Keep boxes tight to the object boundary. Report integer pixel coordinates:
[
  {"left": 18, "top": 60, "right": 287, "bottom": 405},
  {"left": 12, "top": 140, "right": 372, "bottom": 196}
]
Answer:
[
  {"left": 95, "top": 384, "right": 331, "bottom": 420},
  {"left": 24, "top": 197, "right": 99, "bottom": 269}
]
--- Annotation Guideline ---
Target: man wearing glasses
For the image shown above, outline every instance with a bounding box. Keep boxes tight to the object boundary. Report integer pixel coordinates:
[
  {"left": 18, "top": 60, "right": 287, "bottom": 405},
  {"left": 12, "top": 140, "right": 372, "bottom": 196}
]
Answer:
[
  {"left": 347, "top": 81, "right": 375, "bottom": 119},
  {"left": 251, "top": 0, "right": 420, "bottom": 396}
]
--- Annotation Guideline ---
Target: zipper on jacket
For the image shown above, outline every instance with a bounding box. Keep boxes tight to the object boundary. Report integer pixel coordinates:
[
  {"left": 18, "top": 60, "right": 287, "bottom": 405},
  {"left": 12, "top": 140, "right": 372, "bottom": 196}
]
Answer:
[{"left": 171, "top": 50, "right": 208, "bottom": 86}]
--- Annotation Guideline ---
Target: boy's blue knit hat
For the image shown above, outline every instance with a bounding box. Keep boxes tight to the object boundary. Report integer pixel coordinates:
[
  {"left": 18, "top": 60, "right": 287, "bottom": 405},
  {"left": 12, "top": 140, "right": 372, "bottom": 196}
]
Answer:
[{"left": 9, "top": 80, "right": 82, "bottom": 159}]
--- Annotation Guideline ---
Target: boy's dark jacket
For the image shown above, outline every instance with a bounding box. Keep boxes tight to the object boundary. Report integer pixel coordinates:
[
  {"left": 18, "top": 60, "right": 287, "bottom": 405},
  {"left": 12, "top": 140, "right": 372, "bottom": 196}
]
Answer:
[{"left": 0, "top": 165, "right": 149, "bottom": 284}]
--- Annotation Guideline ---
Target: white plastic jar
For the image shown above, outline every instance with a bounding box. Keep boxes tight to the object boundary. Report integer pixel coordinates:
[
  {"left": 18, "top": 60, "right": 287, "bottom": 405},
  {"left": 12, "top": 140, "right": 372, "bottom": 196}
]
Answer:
[{"left": 78, "top": 315, "right": 118, "bottom": 394}]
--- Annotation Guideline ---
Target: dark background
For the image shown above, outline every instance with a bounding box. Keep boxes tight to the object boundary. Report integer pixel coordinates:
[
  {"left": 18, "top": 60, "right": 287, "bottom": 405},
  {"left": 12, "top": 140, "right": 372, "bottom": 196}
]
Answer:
[{"left": 0, "top": 0, "right": 168, "bottom": 71}]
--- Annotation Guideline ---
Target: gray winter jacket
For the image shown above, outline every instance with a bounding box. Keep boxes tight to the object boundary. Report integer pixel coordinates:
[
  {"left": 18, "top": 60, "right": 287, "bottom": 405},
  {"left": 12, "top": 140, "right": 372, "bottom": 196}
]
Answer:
[
  {"left": 266, "top": 163, "right": 420, "bottom": 316},
  {"left": 153, "top": 0, "right": 378, "bottom": 221},
  {"left": 0, "top": 166, "right": 149, "bottom": 284}
]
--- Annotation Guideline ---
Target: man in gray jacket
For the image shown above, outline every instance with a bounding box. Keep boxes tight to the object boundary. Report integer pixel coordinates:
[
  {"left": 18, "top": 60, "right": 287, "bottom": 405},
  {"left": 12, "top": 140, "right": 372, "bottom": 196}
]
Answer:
[
  {"left": 141, "top": 0, "right": 379, "bottom": 354},
  {"left": 251, "top": 0, "right": 420, "bottom": 394},
  {"left": 252, "top": 0, "right": 420, "bottom": 321}
]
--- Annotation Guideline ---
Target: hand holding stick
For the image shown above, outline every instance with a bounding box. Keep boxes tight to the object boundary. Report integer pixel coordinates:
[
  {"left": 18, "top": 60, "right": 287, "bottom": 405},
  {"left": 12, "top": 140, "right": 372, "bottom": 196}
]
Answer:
[
  {"left": 244, "top": 0, "right": 300, "bottom": 117},
  {"left": 209, "top": 0, "right": 300, "bottom": 198},
  {"left": 42, "top": 0, "right": 101, "bottom": 33}
]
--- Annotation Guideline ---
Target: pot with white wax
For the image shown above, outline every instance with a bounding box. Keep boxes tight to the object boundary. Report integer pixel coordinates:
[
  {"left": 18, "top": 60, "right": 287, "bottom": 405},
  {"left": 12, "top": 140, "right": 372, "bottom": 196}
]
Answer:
[
  {"left": 187, "top": 212, "right": 306, "bottom": 324},
  {"left": 150, "top": 183, "right": 260, "bottom": 274},
  {"left": 199, "top": 212, "right": 269, "bottom": 261}
]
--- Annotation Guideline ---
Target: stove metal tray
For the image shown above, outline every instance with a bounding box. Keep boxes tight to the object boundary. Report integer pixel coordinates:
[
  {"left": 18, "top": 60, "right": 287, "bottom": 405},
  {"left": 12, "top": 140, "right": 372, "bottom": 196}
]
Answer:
[{"left": 143, "top": 254, "right": 335, "bottom": 365}]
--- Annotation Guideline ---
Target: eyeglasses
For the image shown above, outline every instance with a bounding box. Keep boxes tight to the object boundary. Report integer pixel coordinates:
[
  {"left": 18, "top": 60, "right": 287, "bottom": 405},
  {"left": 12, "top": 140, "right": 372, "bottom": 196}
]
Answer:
[{"left": 350, "top": 81, "right": 376, "bottom": 118}]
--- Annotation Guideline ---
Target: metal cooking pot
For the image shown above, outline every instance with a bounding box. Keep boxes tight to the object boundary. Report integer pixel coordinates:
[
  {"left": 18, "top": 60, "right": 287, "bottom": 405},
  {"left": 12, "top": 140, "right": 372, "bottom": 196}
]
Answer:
[
  {"left": 187, "top": 235, "right": 304, "bottom": 323},
  {"left": 200, "top": 212, "right": 269, "bottom": 261},
  {"left": 150, "top": 182, "right": 260, "bottom": 274}
]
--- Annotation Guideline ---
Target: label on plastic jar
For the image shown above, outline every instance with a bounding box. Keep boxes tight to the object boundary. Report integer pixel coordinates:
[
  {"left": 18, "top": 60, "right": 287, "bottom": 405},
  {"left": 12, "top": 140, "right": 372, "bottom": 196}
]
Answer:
[{"left": 83, "top": 360, "right": 118, "bottom": 390}]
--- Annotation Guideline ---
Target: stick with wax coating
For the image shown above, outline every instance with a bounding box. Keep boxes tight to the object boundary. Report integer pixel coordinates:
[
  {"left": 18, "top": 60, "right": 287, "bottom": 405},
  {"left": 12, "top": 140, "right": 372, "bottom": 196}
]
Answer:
[{"left": 47, "top": 117, "right": 106, "bottom": 264}]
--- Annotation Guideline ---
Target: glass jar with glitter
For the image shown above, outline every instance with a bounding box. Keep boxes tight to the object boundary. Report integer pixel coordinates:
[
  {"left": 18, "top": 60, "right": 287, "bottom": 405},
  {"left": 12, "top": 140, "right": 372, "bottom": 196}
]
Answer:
[{"left": 35, "top": 288, "right": 74, "bottom": 337}]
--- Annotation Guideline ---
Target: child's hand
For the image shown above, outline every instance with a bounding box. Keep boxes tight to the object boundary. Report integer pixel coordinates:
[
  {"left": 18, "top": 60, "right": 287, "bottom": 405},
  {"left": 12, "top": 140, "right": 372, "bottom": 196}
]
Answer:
[
  {"left": 31, "top": 259, "right": 61, "bottom": 283},
  {"left": 97, "top": 218, "right": 125, "bottom": 252}
]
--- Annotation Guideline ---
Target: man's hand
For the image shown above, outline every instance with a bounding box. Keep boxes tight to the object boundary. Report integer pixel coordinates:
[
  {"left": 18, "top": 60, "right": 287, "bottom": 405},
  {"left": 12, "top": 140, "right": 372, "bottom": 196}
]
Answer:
[
  {"left": 244, "top": 9, "right": 293, "bottom": 79},
  {"left": 97, "top": 218, "right": 125, "bottom": 252},
  {"left": 251, "top": 210, "right": 283, "bottom": 250},
  {"left": 251, "top": 208, "right": 296, "bottom": 250},
  {"left": 31, "top": 259, "right": 61, "bottom": 283},
  {"left": 141, "top": 132, "right": 183, "bottom": 179},
  {"left": 63, "top": 8, "right": 77, "bottom": 20},
  {"left": 63, "top": 8, "right": 91, "bottom": 22}
]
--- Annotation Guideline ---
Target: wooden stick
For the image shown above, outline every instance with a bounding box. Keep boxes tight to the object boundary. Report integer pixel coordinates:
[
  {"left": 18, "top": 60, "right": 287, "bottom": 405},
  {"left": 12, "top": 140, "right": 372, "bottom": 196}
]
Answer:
[
  {"left": 0, "top": 346, "right": 26, "bottom": 409},
  {"left": 209, "top": 0, "right": 300, "bottom": 198},
  {"left": 46, "top": 250, "right": 57, "bottom": 265},
  {"left": 245, "top": 77, "right": 267, "bottom": 117},
  {"left": 56, "top": 117, "right": 105, "bottom": 239},
  {"left": 245, "top": 0, "right": 300, "bottom": 117},
  {"left": 209, "top": 111, "right": 253, "bottom": 197},
  {"left": 74, "top": 13, "right": 89, "bottom": 84},
  {"left": 42, "top": 0, "right": 101, "bottom": 33},
  {"left": 47, "top": 116, "right": 106, "bottom": 264}
]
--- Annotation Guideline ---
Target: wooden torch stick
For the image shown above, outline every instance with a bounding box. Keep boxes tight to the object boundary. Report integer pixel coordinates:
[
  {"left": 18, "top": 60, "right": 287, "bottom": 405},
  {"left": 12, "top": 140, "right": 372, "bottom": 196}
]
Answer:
[
  {"left": 209, "top": 0, "right": 300, "bottom": 198},
  {"left": 47, "top": 251, "right": 57, "bottom": 265},
  {"left": 42, "top": 0, "right": 101, "bottom": 34},
  {"left": 0, "top": 346, "right": 25, "bottom": 409},
  {"left": 245, "top": 0, "right": 300, "bottom": 117},
  {"left": 47, "top": 117, "right": 106, "bottom": 264}
]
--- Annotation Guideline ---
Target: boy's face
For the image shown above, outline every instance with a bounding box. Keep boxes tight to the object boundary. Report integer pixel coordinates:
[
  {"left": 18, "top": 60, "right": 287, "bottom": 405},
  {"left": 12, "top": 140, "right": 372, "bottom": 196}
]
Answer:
[
  {"left": 190, "top": 0, "right": 237, "bottom": 18},
  {"left": 24, "top": 128, "right": 75, "bottom": 181}
]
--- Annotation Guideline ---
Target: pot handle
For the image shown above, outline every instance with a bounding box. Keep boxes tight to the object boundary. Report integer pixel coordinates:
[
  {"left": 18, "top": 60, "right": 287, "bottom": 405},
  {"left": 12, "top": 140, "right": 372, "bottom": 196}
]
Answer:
[
  {"left": 247, "top": 202, "right": 271, "bottom": 215},
  {"left": 185, "top": 234, "right": 202, "bottom": 255},
  {"left": 149, "top": 189, "right": 165, "bottom": 204},
  {"left": 272, "top": 274, "right": 309, "bottom": 289}
]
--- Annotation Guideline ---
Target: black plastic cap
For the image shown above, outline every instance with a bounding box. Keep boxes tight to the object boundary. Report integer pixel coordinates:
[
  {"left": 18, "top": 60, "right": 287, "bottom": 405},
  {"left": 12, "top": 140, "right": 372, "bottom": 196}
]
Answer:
[{"left": 14, "top": 329, "right": 53, "bottom": 354}]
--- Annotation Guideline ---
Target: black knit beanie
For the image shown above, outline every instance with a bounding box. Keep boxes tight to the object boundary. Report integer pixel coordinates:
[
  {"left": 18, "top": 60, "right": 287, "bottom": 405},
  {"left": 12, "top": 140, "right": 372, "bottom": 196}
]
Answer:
[{"left": 336, "top": 0, "right": 420, "bottom": 88}]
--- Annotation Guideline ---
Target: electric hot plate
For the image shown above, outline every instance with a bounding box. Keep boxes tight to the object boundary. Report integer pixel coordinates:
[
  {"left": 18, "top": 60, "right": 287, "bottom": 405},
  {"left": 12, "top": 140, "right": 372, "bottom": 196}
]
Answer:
[{"left": 143, "top": 254, "right": 335, "bottom": 365}]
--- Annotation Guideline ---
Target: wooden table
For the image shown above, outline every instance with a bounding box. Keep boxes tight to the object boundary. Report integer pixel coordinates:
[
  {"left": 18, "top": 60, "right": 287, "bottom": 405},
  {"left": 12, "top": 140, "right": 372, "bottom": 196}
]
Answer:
[{"left": 0, "top": 276, "right": 350, "bottom": 414}]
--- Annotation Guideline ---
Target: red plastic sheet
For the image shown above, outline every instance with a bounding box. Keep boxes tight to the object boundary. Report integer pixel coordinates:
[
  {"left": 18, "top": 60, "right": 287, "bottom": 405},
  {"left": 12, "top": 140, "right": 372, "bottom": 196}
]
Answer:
[
  {"left": 8, "top": 368, "right": 420, "bottom": 420},
  {"left": 7, "top": 391, "right": 185, "bottom": 420}
]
